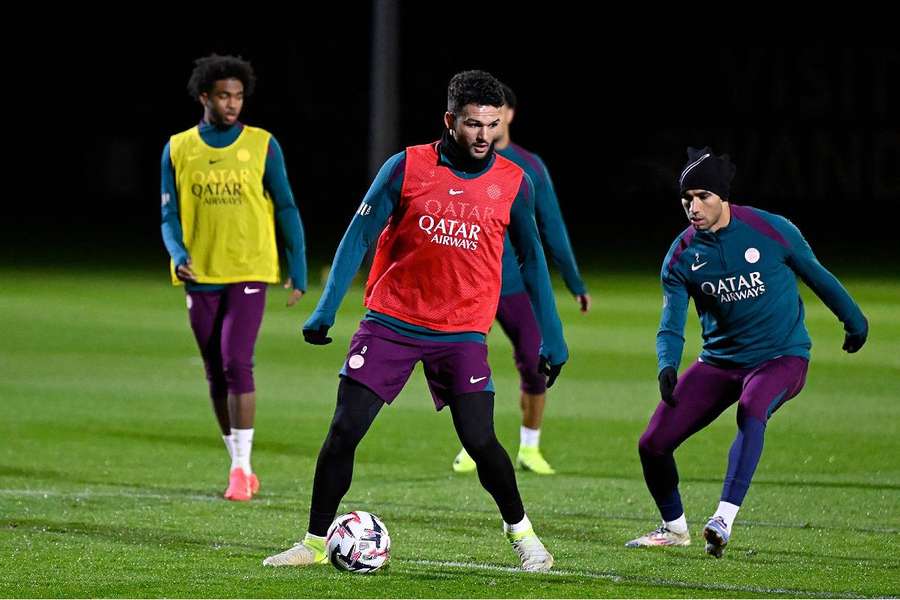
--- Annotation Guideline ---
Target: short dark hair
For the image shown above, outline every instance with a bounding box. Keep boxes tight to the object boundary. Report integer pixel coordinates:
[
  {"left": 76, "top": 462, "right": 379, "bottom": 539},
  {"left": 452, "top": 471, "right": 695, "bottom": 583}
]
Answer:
[
  {"left": 500, "top": 82, "right": 517, "bottom": 110},
  {"left": 446, "top": 70, "right": 504, "bottom": 114},
  {"left": 187, "top": 54, "right": 256, "bottom": 99}
]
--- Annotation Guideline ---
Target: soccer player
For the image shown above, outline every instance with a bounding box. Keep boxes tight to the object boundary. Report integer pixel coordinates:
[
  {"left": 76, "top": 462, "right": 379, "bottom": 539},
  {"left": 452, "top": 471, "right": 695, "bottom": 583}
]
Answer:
[
  {"left": 452, "top": 83, "right": 590, "bottom": 476},
  {"left": 626, "top": 147, "right": 868, "bottom": 557},
  {"left": 160, "top": 54, "right": 307, "bottom": 502},
  {"left": 262, "top": 70, "right": 567, "bottom": 572}
]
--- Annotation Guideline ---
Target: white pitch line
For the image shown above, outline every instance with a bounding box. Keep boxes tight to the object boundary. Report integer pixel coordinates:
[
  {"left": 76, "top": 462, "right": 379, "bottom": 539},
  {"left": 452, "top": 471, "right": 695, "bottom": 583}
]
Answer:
[{"left": 403, "top": 559, "right": 869, "bottom": 598}]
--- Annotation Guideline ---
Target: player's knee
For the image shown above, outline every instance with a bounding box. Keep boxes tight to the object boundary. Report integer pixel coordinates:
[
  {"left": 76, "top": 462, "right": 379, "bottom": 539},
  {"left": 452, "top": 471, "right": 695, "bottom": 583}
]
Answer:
[
  {"left": 321, "top": 425, "right": 352, "bottom": 456},
  {"left": 450, "top": 391, "right": 497, "bottom": 454},
  {"left": 737, "top": 400, "right": 769, "bottom": 426},
  {"left": 323, "top": 403, "right": 373, "bottom": 455},
  {"left": 203, "top": 361, "right": 226, "bottom": 384},
  {"left": 519, "top": 373, "right": 547, "bottom": 395},
  {"left": 514, "top": 356, "right": 544, "bottom": 393},
  {"left": 206, "top": 375, "right": 227, "bottom": 399},
  {"left": 459, "top": 425, "right": 497, "bottom": 456},
  {"left": 638, "top": 430, "right": 669, "bottom": 458},
  {"left": 465, "top": 433, "right": 498, "bottom": 457},
  {"left": 736, "top": 404, "right": 769, "bottom": 431},
  {"left": 322, "top": 416, "right": 361, "bottom": 455},
  {"left": 223, "top": 358, "right": 253, "bottom": 389}
]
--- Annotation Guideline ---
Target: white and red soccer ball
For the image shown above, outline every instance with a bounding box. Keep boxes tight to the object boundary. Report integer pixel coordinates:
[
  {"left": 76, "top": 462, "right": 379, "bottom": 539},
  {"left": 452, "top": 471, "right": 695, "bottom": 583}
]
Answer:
[{"left": 325, "top": 511, "right": 391, "bottom": 573}]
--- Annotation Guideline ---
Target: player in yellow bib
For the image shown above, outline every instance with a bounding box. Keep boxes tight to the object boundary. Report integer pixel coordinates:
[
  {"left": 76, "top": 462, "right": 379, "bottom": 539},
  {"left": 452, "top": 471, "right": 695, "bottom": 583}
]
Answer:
[{"left": 161, "top": 54, "right": 307, "bottom": 501}]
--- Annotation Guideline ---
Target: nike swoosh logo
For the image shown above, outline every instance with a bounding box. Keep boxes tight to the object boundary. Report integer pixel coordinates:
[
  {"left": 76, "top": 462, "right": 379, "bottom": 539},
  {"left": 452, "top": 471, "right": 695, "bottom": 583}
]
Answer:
[
  {"left": 209, "top": 158, "right": 224, "bottom": 164},
  {"left": 469, "top": 376, "right": 487, "bottom": 384},
  {"left": 449, "top": 189, "right": 464, "bottom": 195},
  {"left": 691, "top": 262, "right": 708, "bottom": 271},
  {"left": 244, "top": 286, "right": 261, "bottom": 294}
]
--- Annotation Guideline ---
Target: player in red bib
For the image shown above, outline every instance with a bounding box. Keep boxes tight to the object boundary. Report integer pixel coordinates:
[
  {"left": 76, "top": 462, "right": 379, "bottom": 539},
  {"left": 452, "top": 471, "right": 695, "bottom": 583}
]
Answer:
[{"left": 263, "top": 71, "right": 567, "bottom": 573}]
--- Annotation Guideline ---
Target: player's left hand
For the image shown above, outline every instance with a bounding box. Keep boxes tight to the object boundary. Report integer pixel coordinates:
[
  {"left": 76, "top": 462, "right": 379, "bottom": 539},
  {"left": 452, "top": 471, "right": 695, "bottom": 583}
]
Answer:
[
  {"left": 283, "top": 279, "right": 305, "bottom": 307},
  {"left": 576, "top": 293, "right": 592, "bottom": 313},
  {"left": 538, "top": 355, "right": 565, "bottom": 388},
  {"left": 842, "top": 317, "right": 868, "bottom": 353}
]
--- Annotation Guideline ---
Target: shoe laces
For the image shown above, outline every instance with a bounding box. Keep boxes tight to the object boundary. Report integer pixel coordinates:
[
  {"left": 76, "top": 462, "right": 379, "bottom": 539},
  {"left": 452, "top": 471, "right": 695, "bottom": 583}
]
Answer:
[{"left": 512, "top": 535, "right": 548, "bottom": 558}]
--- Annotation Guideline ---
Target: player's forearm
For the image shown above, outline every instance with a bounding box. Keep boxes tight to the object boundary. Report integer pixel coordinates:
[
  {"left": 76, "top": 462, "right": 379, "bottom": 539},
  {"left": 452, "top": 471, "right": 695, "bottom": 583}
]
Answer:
[
  {"left": 160, "top": 190, "right": 188, "bottom": 265},
  {"left": 535, "top": 171, "right": 587, "bottom": 295},
  {"left": 160, "top": 143, "right": 189, "bottom": 265},
  {"left": 511, "top": 213, "right": 568, "bottom": 363},
  {"left": 160, "top": 218, "right": 189, "bottom": 266},
  {"left": 656, "top": 331, "right": 686, "bottom": 373},
  {"left": 264, "top": 140, "right": 308, "bottom": 290},
  {"left": 656, "top": 280, "right": 689, "bottom": 372},
  {"left": 307, "top": 153, "right": 403, "bottom": 328},
  {"left": 794, "top": 257, "right": 867, "bottom": 334},
  {"left": 542, "top": 223, "right": 587, "bottom": 295},
  {"left": 263, "top": 137, "right": 295, "bottom": 210},
  {"left": 309, "top": 200, "right": 396, "bottom": 328},
  {"left": 773, "top": 216, "right": 867, "bottom": 334},
  {"left": 308, "top": 221, "right": 372, "bottom": 327},
  {"left": 521, "top": 261, "right": 568, "bottom": 363},
  {"left": 275, "top": 206, "right": 307, "bottom": 291}
]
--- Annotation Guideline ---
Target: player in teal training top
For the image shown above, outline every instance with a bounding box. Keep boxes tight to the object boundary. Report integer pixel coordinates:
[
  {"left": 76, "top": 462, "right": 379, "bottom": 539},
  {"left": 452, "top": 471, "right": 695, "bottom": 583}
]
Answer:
[
  {"left": 451, "top": 83, "right": 590, "bottom": 475},
  {"left": 626, "top": 147, "right": 868, "bottom": 558}
]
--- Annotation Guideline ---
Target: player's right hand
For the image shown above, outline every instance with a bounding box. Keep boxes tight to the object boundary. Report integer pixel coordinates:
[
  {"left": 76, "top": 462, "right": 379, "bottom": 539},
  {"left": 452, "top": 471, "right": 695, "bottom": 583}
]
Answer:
[
  {"left": 576, "top": 293, "right": 592, "bottom": 313},
  {"left": 658, "top": 366, "right": 678, "bottom": 407},
  {"left": 303, "top": 325, "right": 333, "bottom": 345},
  {"left": 175, "top": 261, "right": 197, "bottom": 283},
  {"left": 538, "top": 355, "right": 564, "bottom": 388},
  {"left": 283, "top": 278, "right": 305, "bottom": 307}
]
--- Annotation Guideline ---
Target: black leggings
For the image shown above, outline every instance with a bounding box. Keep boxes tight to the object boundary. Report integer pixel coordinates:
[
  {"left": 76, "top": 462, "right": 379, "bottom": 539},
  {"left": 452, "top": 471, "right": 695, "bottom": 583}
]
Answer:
[{"left": 308, "top": 377, "right": 524, "bottom": 536}]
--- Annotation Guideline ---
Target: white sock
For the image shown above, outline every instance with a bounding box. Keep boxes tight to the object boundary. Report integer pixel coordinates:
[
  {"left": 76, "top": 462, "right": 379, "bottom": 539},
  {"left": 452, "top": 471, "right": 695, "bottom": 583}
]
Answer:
[
  {"left": 231, "top": 428, "right": 254, "bottom": 473},
  {"left": 520, "top": 426, "right": 540, "bottom": 449},
  {"left": 222, "top": 434, "right": 235, "bottom": 461},
  {"left": 714, "top": 501, "right": 740, "bottom": 533},
  {"left": 503, "top": 514, "right": 533, "bottom": 535},
  {"left": 666, "top": 514, "right": 688, "bottom": 534}
]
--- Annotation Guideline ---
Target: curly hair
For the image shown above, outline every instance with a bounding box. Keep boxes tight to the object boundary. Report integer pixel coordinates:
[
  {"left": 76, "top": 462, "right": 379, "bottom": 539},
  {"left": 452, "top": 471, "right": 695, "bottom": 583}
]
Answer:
[
  {"left": 187, "top": 54, "right": 256, "bottom": 98},
  {"left": 446, "top": 70, "right": 504, "bottom": 114}
]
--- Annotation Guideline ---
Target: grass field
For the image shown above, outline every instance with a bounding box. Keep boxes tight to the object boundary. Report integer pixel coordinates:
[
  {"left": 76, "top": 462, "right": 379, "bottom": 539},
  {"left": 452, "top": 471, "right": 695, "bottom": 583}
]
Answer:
[{"left": 1, "top": 266, "right": 898, "bottom": 597}]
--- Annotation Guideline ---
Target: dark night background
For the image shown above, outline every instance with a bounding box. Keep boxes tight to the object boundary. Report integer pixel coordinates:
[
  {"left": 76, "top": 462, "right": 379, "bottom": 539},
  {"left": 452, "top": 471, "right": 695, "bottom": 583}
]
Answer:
[{"left": 5, "top": 19, "right": 898, "bottom": 276}]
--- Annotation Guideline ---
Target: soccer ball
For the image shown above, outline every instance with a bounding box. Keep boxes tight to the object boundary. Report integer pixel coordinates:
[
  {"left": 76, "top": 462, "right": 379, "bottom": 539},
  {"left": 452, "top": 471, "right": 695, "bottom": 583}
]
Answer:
[{"left": 325, "top": 511, "right": 391, "bottom": 573}]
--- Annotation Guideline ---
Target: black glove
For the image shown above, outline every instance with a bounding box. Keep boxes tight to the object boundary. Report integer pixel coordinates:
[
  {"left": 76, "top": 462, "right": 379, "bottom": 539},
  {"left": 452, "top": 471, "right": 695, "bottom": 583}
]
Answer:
[
  {"left": 658, "top": 366, "right": 678, "bottom": 407},
  {"left": 538, "top": 356, "right": 564, "bottom": 388},
  {"left": 303, "top": 325, "right": 333, "bottom": 345},
  {"left": 842, "top": 317, "right": 868, "bottom": 353}
]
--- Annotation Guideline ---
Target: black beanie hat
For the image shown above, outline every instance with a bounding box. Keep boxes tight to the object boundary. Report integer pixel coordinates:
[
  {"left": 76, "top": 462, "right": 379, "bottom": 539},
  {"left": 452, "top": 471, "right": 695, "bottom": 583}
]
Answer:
[{"left": 678, "top": 146, "right": 736, "bottom": 200}]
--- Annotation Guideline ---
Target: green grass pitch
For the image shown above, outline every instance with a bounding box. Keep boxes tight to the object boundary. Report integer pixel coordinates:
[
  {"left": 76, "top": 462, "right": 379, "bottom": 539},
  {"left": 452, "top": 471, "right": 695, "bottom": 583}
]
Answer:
[{"left": 1, "top": 266, "right": 897, "bottom": 597}]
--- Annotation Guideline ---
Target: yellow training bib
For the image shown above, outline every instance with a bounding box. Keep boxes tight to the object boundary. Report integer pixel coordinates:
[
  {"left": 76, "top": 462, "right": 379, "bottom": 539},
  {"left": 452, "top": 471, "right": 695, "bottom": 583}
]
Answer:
[{"left": 168, "top": 125, "right": 278, "bottom": 285}]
